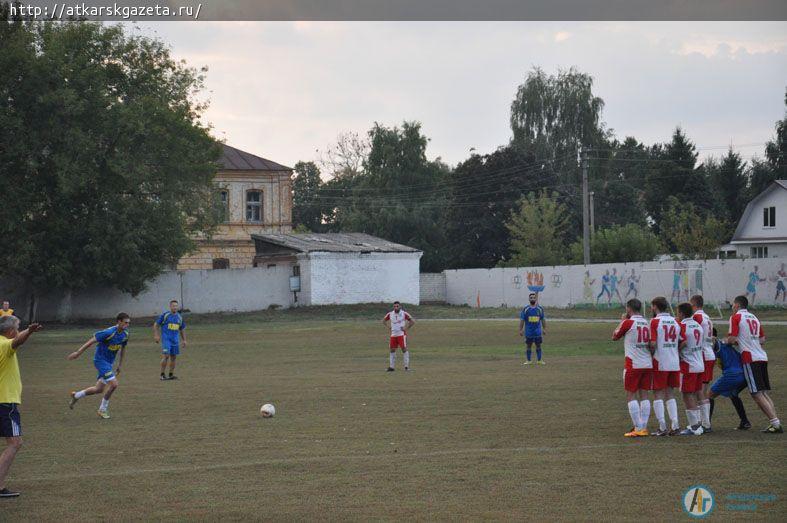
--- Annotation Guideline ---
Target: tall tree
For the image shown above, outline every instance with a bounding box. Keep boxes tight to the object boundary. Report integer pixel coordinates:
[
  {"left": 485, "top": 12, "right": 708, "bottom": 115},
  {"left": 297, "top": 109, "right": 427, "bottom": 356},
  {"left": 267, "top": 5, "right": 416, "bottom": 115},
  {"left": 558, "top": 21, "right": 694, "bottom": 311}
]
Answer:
[
  {"left": 708, "top": 149, "right": 748, "bottom": 226},
  {"left": 569, "top": 224, "right": 661, "bottom": 264},
  {"left": 291, "top": 161, "right": 323, "bottom": 231},
  {"left": 589, "top": 137, "right": 651, "bottom": 228},
  {"left": 504, "top": 191, "right": 570, "bottom": 266},
  {"left": 644, "top": 127, "right": 713, "bottom": 233},
  {"left": 0, "top": 16, "right": 220, "bottom": 307},
  {"left": 660, "top": 197, "right": 730, "bottom": 259}
]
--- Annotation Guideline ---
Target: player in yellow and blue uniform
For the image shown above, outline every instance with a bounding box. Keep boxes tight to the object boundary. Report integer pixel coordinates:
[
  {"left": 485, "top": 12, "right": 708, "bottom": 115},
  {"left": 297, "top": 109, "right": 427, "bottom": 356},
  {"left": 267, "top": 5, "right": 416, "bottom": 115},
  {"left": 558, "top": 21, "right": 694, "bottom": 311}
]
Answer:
[
  {"left": 153, "top": 300, "right": 187, "bottom": 380},
  {"left": 518, "top": 293, "right": 546, "bottom": 365},
  {"left": 67, "top": 312, "right": 130, "bottom": 419}
]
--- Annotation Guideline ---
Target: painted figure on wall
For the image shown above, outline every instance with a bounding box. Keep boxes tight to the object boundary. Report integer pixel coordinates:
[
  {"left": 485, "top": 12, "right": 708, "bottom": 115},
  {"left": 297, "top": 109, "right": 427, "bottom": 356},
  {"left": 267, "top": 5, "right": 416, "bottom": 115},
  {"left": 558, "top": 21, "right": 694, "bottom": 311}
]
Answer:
[
  {"left": 609, "top": 268, "right": 623, "bottom": 304},
  {"left": 773, "top": 263, "right": 786, "bottom": 304},
  {"left": 583, "top": 271, "right": 595, "bottom": 303},
  {"left": 624, "top": 268, "right": 640, "bottom": 299},
  {"left": 670, "top": 261, "right": 689, "bottom": 303},
  {"left": 596, "top": 269, "right": 612, "bottom": 307},
  {"left": 745, "top": 265, "right": 765, "bottom": 305}
]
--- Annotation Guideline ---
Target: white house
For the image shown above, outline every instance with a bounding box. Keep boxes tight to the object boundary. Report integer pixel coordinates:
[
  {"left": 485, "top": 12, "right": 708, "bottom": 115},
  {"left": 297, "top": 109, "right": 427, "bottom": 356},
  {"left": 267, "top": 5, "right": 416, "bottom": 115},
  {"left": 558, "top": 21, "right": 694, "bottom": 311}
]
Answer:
[
  {"left": 729, "top": 180, "right": 787, "bottom": 259},
  {"left": 251, "top": 233, "right": 423, "bottom": 306}
]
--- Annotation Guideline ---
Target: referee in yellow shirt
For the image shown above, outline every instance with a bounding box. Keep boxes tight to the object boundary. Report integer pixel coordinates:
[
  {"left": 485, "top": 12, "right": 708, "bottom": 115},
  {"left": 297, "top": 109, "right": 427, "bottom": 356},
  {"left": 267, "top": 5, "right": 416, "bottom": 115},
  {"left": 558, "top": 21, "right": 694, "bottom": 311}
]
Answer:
[
  {"left": 0, "top": 315, "right": 42, "bottom": 498},
  {"left": 0, "top": 302, "right": 13, "bottom": 317}
]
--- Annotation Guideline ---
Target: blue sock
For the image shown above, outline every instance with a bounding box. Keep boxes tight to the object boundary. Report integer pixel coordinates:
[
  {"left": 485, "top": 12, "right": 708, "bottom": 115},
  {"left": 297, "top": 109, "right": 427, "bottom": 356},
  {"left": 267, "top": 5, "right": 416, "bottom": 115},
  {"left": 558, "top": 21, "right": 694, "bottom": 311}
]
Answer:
[
  {"left": 536, "top": 347, "right": 542, "bottom": 361},
  {"left": 526, "top": 348, "right": 532, "bottom": 361}
]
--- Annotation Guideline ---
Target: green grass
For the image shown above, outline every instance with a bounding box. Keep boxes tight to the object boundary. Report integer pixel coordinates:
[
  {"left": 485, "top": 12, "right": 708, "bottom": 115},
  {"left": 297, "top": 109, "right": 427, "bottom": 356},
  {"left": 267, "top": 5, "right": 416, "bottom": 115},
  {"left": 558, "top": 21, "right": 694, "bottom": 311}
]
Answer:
[{"left": 4, "top": 317, "right": 785, "bottom": 520}]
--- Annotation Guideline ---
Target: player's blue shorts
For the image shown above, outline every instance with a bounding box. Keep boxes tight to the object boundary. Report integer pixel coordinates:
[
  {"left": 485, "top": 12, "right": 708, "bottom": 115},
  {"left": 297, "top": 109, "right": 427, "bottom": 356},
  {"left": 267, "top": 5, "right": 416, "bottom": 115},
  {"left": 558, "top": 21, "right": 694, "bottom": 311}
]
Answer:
[
  {"left": 525, "top": 336, "right": 543, "bottom": 346},
  {"left": 161, "top": 340, "right": 180, "bottom": 356},
  {"left": 0, "top": 403, "right": 22, "bottom": 437},
  {"left": 94, "top": 359, "right": 116, "bottom": 383},
  {"left": 711, "top": 373, "right": 746, "bottom": 398}
]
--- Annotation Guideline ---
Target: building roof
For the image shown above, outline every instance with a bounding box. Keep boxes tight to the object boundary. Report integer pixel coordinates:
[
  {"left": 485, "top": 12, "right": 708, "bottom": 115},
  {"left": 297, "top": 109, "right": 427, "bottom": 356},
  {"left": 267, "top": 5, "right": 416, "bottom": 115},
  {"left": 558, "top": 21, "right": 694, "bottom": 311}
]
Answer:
[
  {"left": 731, "top": 180, "right": 787, "bottom": 242},
  {"left": 220, "top": 144, "right": 292, "bottom": 172},
  {"left": 252, "top": 233, "right": 421, "bottom": 253}
]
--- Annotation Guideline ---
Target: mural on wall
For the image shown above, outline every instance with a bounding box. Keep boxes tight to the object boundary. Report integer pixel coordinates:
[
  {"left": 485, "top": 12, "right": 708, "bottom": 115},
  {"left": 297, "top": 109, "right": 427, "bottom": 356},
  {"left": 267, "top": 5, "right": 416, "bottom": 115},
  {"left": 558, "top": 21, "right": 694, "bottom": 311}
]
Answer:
[
  {"left": 745, "top": 265, "right": 766, "bottom": 305},
  {"left": 624, "top": 268, "right": 640, "bottom": 299},
  {"left": 583, "top": 271, "right": 595, "bottom": 303},
  {"left": 670, "top": 261, "right": 690, "bottom": 303},
  {"left": 773, "top": 263, "right": 786, "bottom": 304},
  {"left": 596, "top": 269, "right": 612, "bottom": 306},
  {"left": 527, "top": 271, "right": 545, "bottom": 293}
]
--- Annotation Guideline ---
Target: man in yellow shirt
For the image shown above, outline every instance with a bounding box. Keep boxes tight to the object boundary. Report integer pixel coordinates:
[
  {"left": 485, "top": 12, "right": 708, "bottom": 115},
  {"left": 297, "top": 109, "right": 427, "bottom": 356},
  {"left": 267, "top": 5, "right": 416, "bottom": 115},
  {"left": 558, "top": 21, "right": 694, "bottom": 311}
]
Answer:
[
  {"left": 0, "top": 302, "right": 13, "bottom": 317},
  {"left": 0, "top": 315, "right": 42, "bottom": 498}
]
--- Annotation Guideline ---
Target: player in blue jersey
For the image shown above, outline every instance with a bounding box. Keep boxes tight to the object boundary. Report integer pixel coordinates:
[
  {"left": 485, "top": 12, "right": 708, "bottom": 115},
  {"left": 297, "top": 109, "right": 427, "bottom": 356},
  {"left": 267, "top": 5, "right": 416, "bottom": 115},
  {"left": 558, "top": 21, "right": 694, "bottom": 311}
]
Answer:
[
  {"left": 153, "top": 300, "right": 187, "bottom": 380},
  {"left": 519, "top": 293, "right": 546, "bottom": 365},
  {"left": 707, "top": 328, "right": 751, "bottom": 430},
  {"left": 67, "top": 312, "right": 130, "bottom": 419}
]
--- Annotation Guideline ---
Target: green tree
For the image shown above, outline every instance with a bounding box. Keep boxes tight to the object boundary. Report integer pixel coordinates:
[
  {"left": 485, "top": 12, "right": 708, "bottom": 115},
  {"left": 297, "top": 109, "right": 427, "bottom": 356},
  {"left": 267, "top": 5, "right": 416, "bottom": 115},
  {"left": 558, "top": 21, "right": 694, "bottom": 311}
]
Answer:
[
  {"left": 504, "top": 191, "right": 570, "bottom": 266},
  {"left": 0, "top": 17, "right": 220, "bottom": 310},
  {"left": 708, "top": 149, "right": 748, "bottom": 226},
  {"left": 660, "top": 197, "right": 730, "bottom": 259},
  {"left": 644, "top": 128, "right": 713, "bottom": 233},
  {"left": 292, "top": 161, "right": 323, "bottom": 231},
  {"left": 748, "top": 87, "right": 786, "bottom": 199},
  {"left": 589, "top": 137, "right": 651, "bottom": 228},
  {"left": 569, "top": 224, "right": 661, "bottom": 264}
]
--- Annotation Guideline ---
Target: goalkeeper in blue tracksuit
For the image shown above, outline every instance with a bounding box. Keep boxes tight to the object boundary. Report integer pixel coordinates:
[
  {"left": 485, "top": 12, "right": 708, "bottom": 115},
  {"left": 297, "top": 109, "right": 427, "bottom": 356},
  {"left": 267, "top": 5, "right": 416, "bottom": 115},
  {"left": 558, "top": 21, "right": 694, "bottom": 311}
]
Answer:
[{"left": 707, "top": 328, "right": 751, "bottom": 430}]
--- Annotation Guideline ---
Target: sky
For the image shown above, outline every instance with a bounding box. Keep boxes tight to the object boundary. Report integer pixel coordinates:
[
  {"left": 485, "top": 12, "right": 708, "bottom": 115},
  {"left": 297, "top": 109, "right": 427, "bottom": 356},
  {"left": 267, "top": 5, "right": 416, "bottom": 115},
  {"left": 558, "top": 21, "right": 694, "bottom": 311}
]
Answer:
[{"left": 134, "top": 21, "right": 787, "bottom": 171}]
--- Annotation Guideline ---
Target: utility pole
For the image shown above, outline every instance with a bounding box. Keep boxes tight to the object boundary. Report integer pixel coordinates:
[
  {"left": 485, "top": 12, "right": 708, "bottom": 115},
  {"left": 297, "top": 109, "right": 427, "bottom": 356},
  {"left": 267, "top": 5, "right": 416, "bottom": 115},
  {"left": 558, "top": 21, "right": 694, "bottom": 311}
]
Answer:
[
  {"left": 581, "top": 148, "right": 590, "bottom": 265},
  {"left": 589, "top": 191, "right": 595, "bottom": 236}
]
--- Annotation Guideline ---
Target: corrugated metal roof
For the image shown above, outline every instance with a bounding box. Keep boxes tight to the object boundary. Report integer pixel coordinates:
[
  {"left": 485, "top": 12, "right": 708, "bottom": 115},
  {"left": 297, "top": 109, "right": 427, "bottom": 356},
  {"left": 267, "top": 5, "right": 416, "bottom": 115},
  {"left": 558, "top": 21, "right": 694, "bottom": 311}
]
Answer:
[
  {"left": 220, "top": 144, "right": 292, "bottom": 172},
  {"left": 252, "top": 233, "right": 421, "bottom": 253}
]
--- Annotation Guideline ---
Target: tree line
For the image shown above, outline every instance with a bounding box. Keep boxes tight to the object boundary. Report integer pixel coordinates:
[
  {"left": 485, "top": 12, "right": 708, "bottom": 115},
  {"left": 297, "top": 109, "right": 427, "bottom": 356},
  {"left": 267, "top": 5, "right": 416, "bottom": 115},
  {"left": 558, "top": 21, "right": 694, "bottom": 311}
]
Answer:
[{"left": 293, "top": 68, "right": 786, "bottom": 271}]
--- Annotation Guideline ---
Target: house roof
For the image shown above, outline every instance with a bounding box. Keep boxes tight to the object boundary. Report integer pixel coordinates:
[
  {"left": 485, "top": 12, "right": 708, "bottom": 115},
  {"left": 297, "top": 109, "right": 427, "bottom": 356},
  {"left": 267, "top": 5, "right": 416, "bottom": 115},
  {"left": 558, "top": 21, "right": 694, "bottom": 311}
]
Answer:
[
  {"left": 731, "top": 180, "right": 787, "bottom": 242},
  {"left": 220, "top": 144, "right": 292, "bottom": 172},
  {"left": 252, "top": 233, "right": 421, "bottom": 254}
]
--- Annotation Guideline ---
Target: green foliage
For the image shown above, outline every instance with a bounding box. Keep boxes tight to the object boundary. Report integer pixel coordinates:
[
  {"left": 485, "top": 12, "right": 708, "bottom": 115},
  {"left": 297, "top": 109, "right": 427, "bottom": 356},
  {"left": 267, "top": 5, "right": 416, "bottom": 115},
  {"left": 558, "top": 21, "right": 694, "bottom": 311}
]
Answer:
[
  {"left": 292, "top": 161, "right": 323, "bottom": 231},
  {"left": 0, "top": 18, "right": 220, "bottom": 296},
  {"left": 660, "top": 197, "right": 731, "bottom": 259},
  {"left": 707, "top": 150, "right": 748, "bottom": 228},
  {"left": 568, "top": 224, "right": 661, "bottom": 264},
  {"left": 504, "top": 191, "right": 570, "bottom": 266}
]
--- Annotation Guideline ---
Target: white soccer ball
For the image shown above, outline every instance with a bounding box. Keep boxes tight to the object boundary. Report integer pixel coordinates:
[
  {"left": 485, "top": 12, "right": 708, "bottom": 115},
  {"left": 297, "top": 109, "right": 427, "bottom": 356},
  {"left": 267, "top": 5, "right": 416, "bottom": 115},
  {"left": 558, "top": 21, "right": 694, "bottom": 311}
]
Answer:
[{"left": 260, "top": 403, "right": 276, "bottom": 418}]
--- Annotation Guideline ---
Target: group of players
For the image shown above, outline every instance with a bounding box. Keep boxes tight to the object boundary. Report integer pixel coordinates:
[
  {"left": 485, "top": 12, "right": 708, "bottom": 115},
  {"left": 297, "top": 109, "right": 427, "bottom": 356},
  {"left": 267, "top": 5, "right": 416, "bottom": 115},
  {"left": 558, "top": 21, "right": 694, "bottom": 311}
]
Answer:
[
  {"left": 0, "top": 300, "right": 186, "bottom": 497},
  {"left": 613, "top": 294, "right": 782, "bottom": 436}
]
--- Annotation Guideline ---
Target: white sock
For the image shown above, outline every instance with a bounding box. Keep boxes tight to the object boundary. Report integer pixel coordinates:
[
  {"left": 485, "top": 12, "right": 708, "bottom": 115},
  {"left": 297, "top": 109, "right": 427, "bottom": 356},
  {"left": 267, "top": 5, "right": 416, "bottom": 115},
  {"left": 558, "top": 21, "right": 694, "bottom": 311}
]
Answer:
[
  {"left": 639, "top": 400, "right": 651, "bottom": 428},
  {"left": 389, "top": 353, "right": 395, "bottom": 369},
  {"left": 403, "top": 351, "right": 410, "bottom": 368},
  {"left": 75, "top": 390, "right": 87, "bottom": 399},
  {"left": 770, "top": 418, "right": 781, "bottom": 428},
  {"left": 100, "top": 398, "right": 109, "bottom": 411},
  {"left": 666, "top": 398, "right": 679, "bottom": 430},
  {"left": 627, "top": 400, "right": 642, "bottom": 430},
  {"left": 692, "top": 409, "right": 702, "bottom": 429},
  {"left": 700, "top": 401, "right": 711, "bottom": 428},
  {"left": 685, "top": 410, "right": 697, "bottom": 428},
  {"left": 654, "top": 400, "right": 666, "bottom": 431}
]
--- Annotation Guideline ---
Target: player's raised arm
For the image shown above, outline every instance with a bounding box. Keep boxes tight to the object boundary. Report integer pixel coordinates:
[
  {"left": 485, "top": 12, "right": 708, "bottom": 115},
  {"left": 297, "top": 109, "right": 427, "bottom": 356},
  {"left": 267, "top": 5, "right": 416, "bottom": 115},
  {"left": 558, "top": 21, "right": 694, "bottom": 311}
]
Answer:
[
  {"left": 10, "top": 323, "right": 43, "bottom": 350},
  {"left": 67, "top": 336, "right": 97, "bottom": 360}
]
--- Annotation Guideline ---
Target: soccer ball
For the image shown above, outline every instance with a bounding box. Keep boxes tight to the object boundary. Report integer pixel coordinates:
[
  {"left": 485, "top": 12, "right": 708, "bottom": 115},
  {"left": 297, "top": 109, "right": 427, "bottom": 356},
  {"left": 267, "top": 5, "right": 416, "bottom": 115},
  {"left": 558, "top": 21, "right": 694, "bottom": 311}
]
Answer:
[{"left": 260, "top": 403, "right": 276, "bottom": 418}]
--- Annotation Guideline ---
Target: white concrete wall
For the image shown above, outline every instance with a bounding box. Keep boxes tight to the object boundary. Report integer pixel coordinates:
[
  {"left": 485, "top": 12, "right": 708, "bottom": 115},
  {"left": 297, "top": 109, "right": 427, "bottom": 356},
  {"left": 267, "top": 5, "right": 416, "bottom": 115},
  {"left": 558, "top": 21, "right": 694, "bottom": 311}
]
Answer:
[
  {"left": 3, "top": 266, "right": 296, "bottom": 321},
  {"left": 307, "top": 252, "right": 422, "bottom": 305},
  {"left": 420, "top": 273, "right": 447, "bottom": 302},
  {"left": 445, "top": 257, "right": 787, "bottom": 309}
]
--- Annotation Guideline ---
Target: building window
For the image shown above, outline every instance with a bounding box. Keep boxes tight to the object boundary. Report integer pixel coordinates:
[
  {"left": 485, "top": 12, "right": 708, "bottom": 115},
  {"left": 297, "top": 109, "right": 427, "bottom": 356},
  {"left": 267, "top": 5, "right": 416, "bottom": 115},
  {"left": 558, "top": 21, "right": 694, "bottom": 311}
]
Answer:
[
  {"left": 246, "top": 190, "right": 262, "bottom": 223},
  {"left": 215, "top": 190, "right": 230, "bottom": 223},
  {"left": 763, "top": 206, "right": 775, "bottom": 228},
  {"left": 212, "top": 258, "right": 230, "bottom": 270},
  {"left": 751, "top": 246, "right": 769, "bottom": 259}
]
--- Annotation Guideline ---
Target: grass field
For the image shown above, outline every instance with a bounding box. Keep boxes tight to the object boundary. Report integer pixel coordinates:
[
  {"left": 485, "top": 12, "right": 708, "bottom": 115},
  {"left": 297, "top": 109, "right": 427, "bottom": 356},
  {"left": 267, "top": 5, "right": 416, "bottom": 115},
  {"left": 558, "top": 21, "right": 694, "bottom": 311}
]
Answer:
[{"left": 4, "top": 310, "right": 786, "bottom": 520}]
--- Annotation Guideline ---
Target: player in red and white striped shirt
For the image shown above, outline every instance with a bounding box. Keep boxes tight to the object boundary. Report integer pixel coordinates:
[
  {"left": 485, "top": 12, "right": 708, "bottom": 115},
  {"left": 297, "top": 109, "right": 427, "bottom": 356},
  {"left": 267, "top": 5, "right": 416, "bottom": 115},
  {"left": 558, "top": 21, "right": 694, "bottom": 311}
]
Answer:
[
  {"left": 691, "top": 295, "right": 715, "bottom": 431},
  {"left": 726, "top": 296, "right": 782, "bottom": 433},
  {"left": 612, "top": 299, "right": 652, "bottom": 437},
  {"left": 383, "top": 301, "right": 415, "bottom": 372},
  {"left": 676, "top": 302, "right": 706, "bottom": 435},
  {"left": 649, "top": 296, "right": 681, "bottom": 436}
]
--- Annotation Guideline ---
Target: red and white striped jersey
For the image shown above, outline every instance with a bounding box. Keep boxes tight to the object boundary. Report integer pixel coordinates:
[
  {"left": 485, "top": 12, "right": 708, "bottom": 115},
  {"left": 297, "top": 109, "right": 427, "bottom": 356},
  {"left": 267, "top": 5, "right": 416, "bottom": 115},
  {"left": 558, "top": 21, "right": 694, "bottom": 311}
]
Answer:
[
  {"left": 692, "top": 310, "right": 715, "bottom": 361},
  {"left": 612, "top": 314, "right": 652, "bottom": 370},
  {"left": 650, "top": 313, "right": 680, "bottom": 372},
  {"left": 384, "top": 310, "right": 413, "bottom": 337},
  {"left": 729, "top": 309, "right": 767, "bottom": 363},
  {"left": 679, "top": 318, "right": 705, "bottom": 373}
]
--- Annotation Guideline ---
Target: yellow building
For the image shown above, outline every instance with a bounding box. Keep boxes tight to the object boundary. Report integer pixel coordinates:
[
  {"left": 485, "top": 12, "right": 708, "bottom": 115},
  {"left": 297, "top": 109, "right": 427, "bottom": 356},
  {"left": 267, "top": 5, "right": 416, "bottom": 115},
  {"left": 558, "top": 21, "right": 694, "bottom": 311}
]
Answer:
[{"left": 177, "top": 144, "right": 293, "bottom": 270}]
